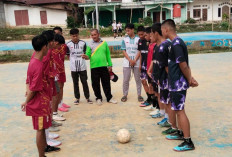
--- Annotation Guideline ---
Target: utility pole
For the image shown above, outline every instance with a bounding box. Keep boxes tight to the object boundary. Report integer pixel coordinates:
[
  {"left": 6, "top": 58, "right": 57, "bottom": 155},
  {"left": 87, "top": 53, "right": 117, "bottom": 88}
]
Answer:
[
  {"left": 212, "top": 0, "right": 214, "bottom": 31},
  {"left": 160, "top": 0, "right": 163, "bottom": 23},
  {"left": 229, "top": 0, "right": 231, "bottom": 32},
  {"left": 96, "top": 0, "right": 99, "bottom": 30}
]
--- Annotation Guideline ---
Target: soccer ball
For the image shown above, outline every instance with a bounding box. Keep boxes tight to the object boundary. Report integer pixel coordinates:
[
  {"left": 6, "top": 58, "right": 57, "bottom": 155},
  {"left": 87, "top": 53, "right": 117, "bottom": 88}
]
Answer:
[{"left": 116, "top": 129, "right": 131, "bottom": 144}]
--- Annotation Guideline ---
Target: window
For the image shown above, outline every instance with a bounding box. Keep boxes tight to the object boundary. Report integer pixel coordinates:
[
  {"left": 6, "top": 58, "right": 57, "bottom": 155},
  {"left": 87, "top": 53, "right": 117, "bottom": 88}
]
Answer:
[
  {"left": 193, "top": 9, "right": 201, "bottom": 18},
  {"left": 218, "top": 8, "right": 221, "bottom": 17},
  {"left": 231, "top": 7, "right": 232, "bottom": 13}
]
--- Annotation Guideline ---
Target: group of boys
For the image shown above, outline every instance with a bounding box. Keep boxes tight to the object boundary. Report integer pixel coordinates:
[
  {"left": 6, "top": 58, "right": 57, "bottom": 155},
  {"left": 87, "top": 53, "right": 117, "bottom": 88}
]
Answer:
[
  {"left": 121, "top": 19, "right": 198, "bottom": 152},
  {"left": 112, "top": 20, "right": 123, "bottom": 39}
]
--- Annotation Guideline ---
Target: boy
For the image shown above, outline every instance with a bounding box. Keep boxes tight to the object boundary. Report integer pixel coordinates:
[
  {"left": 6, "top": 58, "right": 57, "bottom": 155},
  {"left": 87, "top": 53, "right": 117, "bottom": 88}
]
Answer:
[
  {"left": 121, "top": 23, "right": 143, "bottom": 102},
  {"left": 112, "top": 20, "right": 117, "bottom": 39},
  {"left": 21, "top": 35, "right": 60, "bottom": 157},
  {"left": 161, "top": 19, "right": 198, "bottom": 151},
  {"left": 117, "top": 21, "right": 123, "bottom": 37},
  {"left": 66, "top": 28, "right": 92, "bottom": 105}
]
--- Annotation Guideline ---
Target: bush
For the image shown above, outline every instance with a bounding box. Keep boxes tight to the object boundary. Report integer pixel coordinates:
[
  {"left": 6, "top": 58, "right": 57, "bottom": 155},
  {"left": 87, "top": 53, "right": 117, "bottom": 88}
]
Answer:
[
  {"left": 134, "top": 23, "right": 144, "bottom": 31},
  {"left": 66, "top": 16, "right": 79, "bottom": 28},
  {"left": 143, "top": 16, "right": 153, "bottom": 26},
  {"left": 100, "top": 26, "right": 113, "bottom": 37},
  {"left": 220, "top": 21, "right": 229, "bottom": 29},
  {"left": 185, "top": 18, "right": 196, "bottom": 24}
]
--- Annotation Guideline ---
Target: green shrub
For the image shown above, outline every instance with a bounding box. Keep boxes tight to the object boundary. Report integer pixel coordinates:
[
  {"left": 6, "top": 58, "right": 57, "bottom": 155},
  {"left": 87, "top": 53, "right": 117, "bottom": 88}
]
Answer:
[
  {"left": 66, "top": 16, "right": 79, "bottom": 28},
  {"left": 185, "top": 18, "right": 196, "bottom": 24},
  {"left": 220, "top": 21, "right": 229, "bottom": 29},
  {"left": 134, "top": 23, "right": 145, "bottom": 31},
  {"left": 143, "top": 16, "right": 153, "bottom": 26}
]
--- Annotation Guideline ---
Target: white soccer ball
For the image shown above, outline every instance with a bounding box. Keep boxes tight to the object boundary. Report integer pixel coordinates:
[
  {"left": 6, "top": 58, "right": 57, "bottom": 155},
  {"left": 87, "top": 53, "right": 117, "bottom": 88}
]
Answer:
[{"left": 116, "top": 129, "right": 131, "bottom": 144}]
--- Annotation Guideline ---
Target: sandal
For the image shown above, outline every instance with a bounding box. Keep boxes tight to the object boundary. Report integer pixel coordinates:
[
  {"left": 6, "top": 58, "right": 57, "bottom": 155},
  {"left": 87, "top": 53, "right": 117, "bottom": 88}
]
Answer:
[
  {"left": 121, "top": 96, "right": 127, "bottom": 102},
  {"left": 138, "top": 96, "right": 144, "bottom": 102}
]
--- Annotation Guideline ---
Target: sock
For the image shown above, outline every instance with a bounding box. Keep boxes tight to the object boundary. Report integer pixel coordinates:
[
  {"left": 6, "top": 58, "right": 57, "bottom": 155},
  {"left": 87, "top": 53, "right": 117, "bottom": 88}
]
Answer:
[
  {"left": 178, "top": 130, "right": 184, "bottom": 136},
  {"left": 160, "top": 109, "right": 165, "bottom": 115},
  {"left": 58, "top": 100, "right": 63, "bottom": 108},
  {"left": 164, "top": 113, "right": 169, "bottom": 119},
  {"left": 184, "top": 137, "right": 192, "bottom": 143},
  {"left": 53, "top": 112, "right": 58, "bottom": 115},
  {"left": 45, "top": 129, "right": 49, "bottom": 142},
  {"left": 172, "top": 127, "right": 177, "bottom": 130},
  {"left": 148, "top": 94, "right": 153, "bottom": 102}
]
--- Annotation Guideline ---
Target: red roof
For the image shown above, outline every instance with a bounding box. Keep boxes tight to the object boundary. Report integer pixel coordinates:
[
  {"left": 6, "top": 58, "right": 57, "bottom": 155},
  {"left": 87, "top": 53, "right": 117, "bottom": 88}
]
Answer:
[{"left": 4, "top": 0, "right": 81, "bottom": 4}]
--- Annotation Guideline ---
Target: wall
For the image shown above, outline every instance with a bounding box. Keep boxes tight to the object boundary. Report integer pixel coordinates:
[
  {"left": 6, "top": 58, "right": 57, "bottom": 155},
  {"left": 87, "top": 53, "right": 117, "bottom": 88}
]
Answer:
[
  {"left": 0, "top": 1, "right": 6, "bottom": 28},
  {"left": 4, "top": 4, "right": 67, "bottom": 26}
]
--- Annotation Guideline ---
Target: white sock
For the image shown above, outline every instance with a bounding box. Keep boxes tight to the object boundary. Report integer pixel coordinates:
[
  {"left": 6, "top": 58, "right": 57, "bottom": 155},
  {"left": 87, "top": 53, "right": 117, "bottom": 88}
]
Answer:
[
  {"left": 165, "top": 113, "right": 169, "bottom": 119},
  {"left": 160, "top": 109, "right": 165, "bottom": 115},
  {"left": 58, "top": 100, "right": 63, "bottom": 107},
  {"left": 45, "top": 129, "right": 49, "bottom": 142},
  {"left": 53, "top": 112, "right": 58, "bottom": 115}
]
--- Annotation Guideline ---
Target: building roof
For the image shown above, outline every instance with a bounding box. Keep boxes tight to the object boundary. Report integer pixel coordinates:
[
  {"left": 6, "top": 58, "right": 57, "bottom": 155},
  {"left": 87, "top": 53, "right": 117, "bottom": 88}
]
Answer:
[{"left": 4, "top": 0, "right": 81, "bottom": 4}]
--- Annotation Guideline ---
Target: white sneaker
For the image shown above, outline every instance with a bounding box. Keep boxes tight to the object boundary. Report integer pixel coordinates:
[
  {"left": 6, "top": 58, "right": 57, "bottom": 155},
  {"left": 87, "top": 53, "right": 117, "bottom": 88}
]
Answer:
[
  {"left": 149, "top": 109, "right": 159, "bottom": 116},
  {"left": 108, "top": 98, "right": 117, "bottom": 104},
  {"left": 47, "top": 138, "right": 62, "bottom": 147},
  {"left": 53, "top": 114, "right": 66, "bottom": 121},
  {"left": 48, "top": 133, "right": 59, "bottom": 139},
  {"left": 48, "top": 126, "right": 60, "bottom": 132},
  {"left": 96, "top": 99, "right": 102, "bottom": 106},
  {"left": 144, "top": 105, "right": 154, "bottom": 111}
]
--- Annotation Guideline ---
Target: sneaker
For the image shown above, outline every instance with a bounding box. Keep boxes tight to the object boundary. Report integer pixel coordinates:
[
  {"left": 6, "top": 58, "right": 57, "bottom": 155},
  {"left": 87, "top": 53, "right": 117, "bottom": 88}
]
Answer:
[
  {"left": 48, "top": 126, "right": 60, "bottom": 132},
  {"left": 144, "top": 105, "right": 154, "bottom": 111},
  {"left": 96, "top": 99, "right": 102, "bottom": 106},
  {"left": 47, "top": 138, "right": 62, "bottom": 147},
  {"left": 157, "top": 118, "right": 167, "bottom": 125},
  {"left": 58, "top": 106, "right": 69, "bottom": 112},
  {"left": 74, "top": 99, "right": 79, "bottom": 105},
  {"left": 138, "top": 96, "right": 144, "bottom": 102},
  {"left": 87, "top": 99, "right": 93, "bottom": 104},
  {"left": 173, "top": 139, "right": 195, "bottom": 152},
  {"left": 48, "top": 133, "right": 59, "bottom": 139},
  {"left": 162, "top": 128, "right": 178, "bottom": 135},
  {"left": 166, "top": 132, "right": 184, "bottom": 140},
  {"left": 53, "top": 114, "right": 66, "bottom": 121},
  {"left": 151, "top": 113, "right": 164, "bottom": 118},
  {"left": 140, "top": 101, "right": 150, "bottom": 107},
  {"left": 62, "top": 103, "right": 71, "bottom": 108},
  {"left": 160, "top": 121, "right": 172, "bottom": 127},
  {"left": 149, "top": 108, "right": 159, "bottom": 116},
  {"left": 52, "top": 120, "right": 62, "bottom": 127},
  {"left": 108, "top": 98, "right": 117, "bottom": 104},
  {"left": 45, "top": 145, "right": 60, "bottom": 153}
]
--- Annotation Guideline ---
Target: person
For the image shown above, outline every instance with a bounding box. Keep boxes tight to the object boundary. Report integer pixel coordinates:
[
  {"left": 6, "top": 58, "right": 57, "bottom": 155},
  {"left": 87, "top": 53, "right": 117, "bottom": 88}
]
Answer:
[
  {"left": 117, "top": 21, "right": 123, "bottom": 37},
  {"left": 161, "top": 19, "right": 198, "bottom": 151},
  {"left": 66, "top": 28, "right": 93, "bottom": 105},
  {"left": 53, "top": 26, "right": 63, "bottom": 35},
  {"left": 112, "top": 20, "right": 117, "bottom": 39},
  {"left": 21, "top": 35, "right": 60, "bottom": 157},
  {"left": 121, "top": 23, "right": 143, "bottom": 102},
  {"left": 82, "top": 29, "right": 117, "bottom": 105}
]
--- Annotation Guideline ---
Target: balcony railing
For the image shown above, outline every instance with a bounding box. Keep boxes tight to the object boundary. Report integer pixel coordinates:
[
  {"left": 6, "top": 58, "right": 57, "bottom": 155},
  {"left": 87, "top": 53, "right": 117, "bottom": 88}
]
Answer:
[{"left": 80, "top": 0, "right": 122, "bottom": 3}]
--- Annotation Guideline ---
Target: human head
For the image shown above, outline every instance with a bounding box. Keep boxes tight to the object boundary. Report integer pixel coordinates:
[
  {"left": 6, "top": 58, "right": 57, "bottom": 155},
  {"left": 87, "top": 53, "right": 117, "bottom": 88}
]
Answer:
[
  {"left": 144, "top": 27, "right": 151, "bottom": 42},
  {"left": 113, "top": 20, "right": 116, "bottom": 23},
  {"left": 32, "top": 35, "right": 48, "bottom": 56},
  {"left": 53, "top": 26, "right": 63, "bottom": 35},
  {"left": 90, "top": 29, "right": 100, "bottom": 42},
  {"left": 118, "top": 21, "right": 121, "bottom": 24},
  {"left": 137, "top": 25, "right": 145, "bottom": 40},
  {"left": 70, "top": 28, "right": 79, "bottom": 43},
  {"left": 54, "top": 34, "right": 65, "bottom": 48},
  {"left": 125, "top": 23, "right": 134, "bottom": 37},
  {"left": 161, "top": 19, "right": 176, "bottom": 39},
  {"left": 42, "top": 30, "right": 54, "bottom": 49},
  {"left": 151, "top": 23, "right": 162, "bottom": 43}
]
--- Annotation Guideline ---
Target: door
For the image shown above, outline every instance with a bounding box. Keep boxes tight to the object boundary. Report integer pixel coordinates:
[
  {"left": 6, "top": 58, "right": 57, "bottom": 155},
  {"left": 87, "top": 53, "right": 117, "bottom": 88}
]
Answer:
[
  {"left": 203, "top": 9, "right": 207, "bottom": 21},
  {"left": 14, "top": 10, "right": 29, "bottom": 26},
  {"left": 40, "top": 11, "right": 47, "bottom": 24},
  {"left": 153, "top": 12, "right": 160, "bottom": 23},
  {"left": 187, "top": 11, "right": 190, "bottom": 19}
]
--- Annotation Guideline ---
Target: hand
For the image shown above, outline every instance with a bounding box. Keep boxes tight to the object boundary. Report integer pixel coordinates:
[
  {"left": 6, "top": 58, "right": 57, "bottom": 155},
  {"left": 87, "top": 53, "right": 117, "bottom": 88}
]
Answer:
[
  {"left": 139, "top": 66, "right": 141, "bottom": 72},
  {"left": 190, "top": 77, "right": 199, "bottom": 87},
  {"left": 147, "top": 71, "right": 152, "bottom": 78},
  {"left": 21, "top": 102, "right": 26, "bottom": 112},
  {"left": 130, "top": 60, "right": 136, "bottom": 67},
  {"left": 81, "top": 54, "right": 88, "bottom": 59},
  {"left": 25, "top": 91, "right": 28, "bottom": 97},
  {"left": 108, "top": 67, "right": 112, "bottom": 72}
]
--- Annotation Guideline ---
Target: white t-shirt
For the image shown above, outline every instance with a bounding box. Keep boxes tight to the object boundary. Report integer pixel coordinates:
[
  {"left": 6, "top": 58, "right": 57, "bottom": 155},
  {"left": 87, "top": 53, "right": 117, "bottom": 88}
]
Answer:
[
  {"left": 121, "top": 35, "right": 140, "bottom": 67},
  {"left": 112, "top": 23, "right": 117, "bottom": 30},
  {"left": 117, "top": 23, "right": 122, "bottom": 29}
]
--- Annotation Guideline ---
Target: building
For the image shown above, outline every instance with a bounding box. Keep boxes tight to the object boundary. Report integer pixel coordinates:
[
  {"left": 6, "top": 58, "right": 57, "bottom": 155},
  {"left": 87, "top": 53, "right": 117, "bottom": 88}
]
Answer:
[
  {"left": 0, "top": 0, "right": 80, "bottom": 27},
  {"left": 79, "top": 0, "right": 193, "bottom": 27},
  {"left": 187, "top": 0, "right": 232, "bottom": 22}
]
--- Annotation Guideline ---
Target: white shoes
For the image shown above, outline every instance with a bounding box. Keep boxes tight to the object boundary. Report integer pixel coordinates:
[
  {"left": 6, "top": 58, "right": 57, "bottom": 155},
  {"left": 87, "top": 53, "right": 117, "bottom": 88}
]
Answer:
[
  {"left": 47, "top": 138, "right": 62, "bottom": 147},
  {"left": 144, "top": 105, "right": 154, "bottom": 111},
  {"left": 108, "top": 98, "right": 117, "bottom": 104},
  {"left": 53, "top": 114, "right": 66, "bottom": 121},
  {"left": 96, "top": 99, "right": 102, "bottom": 106},
  {"left": 149, "top": 108, "right": 160, "bottom": 116},
  {"left": 48, "top": 132, "right": 59, "bottom": 139}
]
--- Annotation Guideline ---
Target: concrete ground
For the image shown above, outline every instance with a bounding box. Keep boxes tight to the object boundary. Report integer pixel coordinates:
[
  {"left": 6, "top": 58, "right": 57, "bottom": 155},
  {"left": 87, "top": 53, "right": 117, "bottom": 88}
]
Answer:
[{"left": 0, "top": 52, "right": 232, "bottom": 157}]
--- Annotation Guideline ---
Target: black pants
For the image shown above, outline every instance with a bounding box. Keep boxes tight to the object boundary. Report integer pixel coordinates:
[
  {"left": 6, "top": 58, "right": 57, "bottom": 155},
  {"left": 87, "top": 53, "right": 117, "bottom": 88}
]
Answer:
[
  {"left": 71, "top": 70, "right": 90, "bottom": 99},
  {"left": 91, "top": 67, "right": 112, "bottom": 102}
]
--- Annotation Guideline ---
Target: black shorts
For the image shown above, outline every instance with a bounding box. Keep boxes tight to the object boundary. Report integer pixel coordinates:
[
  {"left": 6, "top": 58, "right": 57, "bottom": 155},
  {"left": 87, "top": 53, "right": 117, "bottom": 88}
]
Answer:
[
  {"left": 152, "top": 82, "right": 158, "bottom": 93},
  {"left": 170, "top": 90, "right": 187, "bottom": 111},
  {"left": 118, "top": 28, "right": 122, "bottom": 33},
  {"left": 113, "top": 29, "right": 117, "bottom": 33},
  {"left": 160, "top": 89, "right": 170, "bottom": 104},
  {"left": 148, "top": 76, "right": 152, "bottom": 84}
]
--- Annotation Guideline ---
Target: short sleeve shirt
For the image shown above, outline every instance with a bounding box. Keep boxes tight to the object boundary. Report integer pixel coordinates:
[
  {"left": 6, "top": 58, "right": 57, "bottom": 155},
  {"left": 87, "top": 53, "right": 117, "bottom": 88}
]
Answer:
[
  {"left": 152, "top": 45, "right": 160, "bottom": 84},
  {"left": 138, "top": 39, "right": 149, "bottom": 71},
  {"left": 117, "top": 23, "right": 122, "bottom": 29},
  {"left": 168, "top": 37, "right": 189, "bottom": 91},
  {"left": 26, "top": 57, "right": 51, "bottom": 117},
  {"left": 52, "top": 44, "right": 67, "bottom": 74},
  {"left": 121, "top": 35, "right": 140, "bottom": 67},
  {"left": 112, "top": 23, "right": 117, "bottom": 30},
  {"left": 147, "top": 42, "right": 156, "bottom": 71}
]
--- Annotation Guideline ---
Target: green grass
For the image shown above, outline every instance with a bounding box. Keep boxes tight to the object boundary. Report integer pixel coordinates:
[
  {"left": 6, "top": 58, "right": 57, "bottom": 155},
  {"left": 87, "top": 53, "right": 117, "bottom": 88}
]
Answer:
[{"left": 0, "top": 54, "right": 31, "bottom": 63}]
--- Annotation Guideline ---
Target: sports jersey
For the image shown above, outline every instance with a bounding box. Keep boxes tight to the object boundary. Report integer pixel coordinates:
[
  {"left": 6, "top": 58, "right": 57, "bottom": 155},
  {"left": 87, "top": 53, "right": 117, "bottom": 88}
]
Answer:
[
  {"left": 121, "top": 35, "right": 140, "bottom": 67},
  {"left": 138, "top": 39, "right": 149, "bottom": 71},
  {"left": 147, "top": 42, "right": 156, "bottom": 70},
  {"left": 112, "top": 23, "right": 117, "bottom": 30},
  {"left": 66, "top": 40, "right": 87, "bottom": 72},
  {"left": 52, "top": 44, "right": 67, "bottom": 74}
]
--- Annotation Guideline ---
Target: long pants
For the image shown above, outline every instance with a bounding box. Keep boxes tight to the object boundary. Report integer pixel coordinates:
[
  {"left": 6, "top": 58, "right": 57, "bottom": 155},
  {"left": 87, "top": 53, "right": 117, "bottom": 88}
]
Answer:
[
  {"left": 71, "top": 70, "right": 90, "bottom": 99},
  {"left": 123, "top": 67, "right": 142, "bottom": 96},
  {"left": 91, "top": 67, "right": 112, "bottom": 102}
]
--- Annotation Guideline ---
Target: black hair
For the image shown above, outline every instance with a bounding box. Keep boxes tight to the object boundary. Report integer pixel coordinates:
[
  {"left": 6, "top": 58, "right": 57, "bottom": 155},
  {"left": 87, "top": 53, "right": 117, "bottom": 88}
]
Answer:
[
  {"left": 42, "top": 30, "right": 54, "bottom": 42},
  {"left": 54, "top": 34, "right": 65, "bottom": 44},
  {"left": 137, "top": 25, "right": 145, "bottom": 32},
  {"left": 145, "top": 27, "right": 151, "bottom": 34},
  {"left": 70, "top": 28, "right": 79, "bottom": 35},
  {"left": 151, "top": 23, "right": 162, "bottom": 36},
  {"left": 53, "top": 26, "right": 62, "bottom": 33},
  {"left": 161, "top": 19, "right": 176, "bottom": 31},
  {"left": 125, "top": 23, "right": 134, "bottom": 29},
  {"left": 32, "top": 35, "right": 48, "bottom": 51}
]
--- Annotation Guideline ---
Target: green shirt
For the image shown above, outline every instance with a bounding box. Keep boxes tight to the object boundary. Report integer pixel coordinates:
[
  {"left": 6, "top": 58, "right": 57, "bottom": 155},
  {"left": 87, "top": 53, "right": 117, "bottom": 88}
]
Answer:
[{"left": 86, "top": 40, "right": 113, "bottom": 69}]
